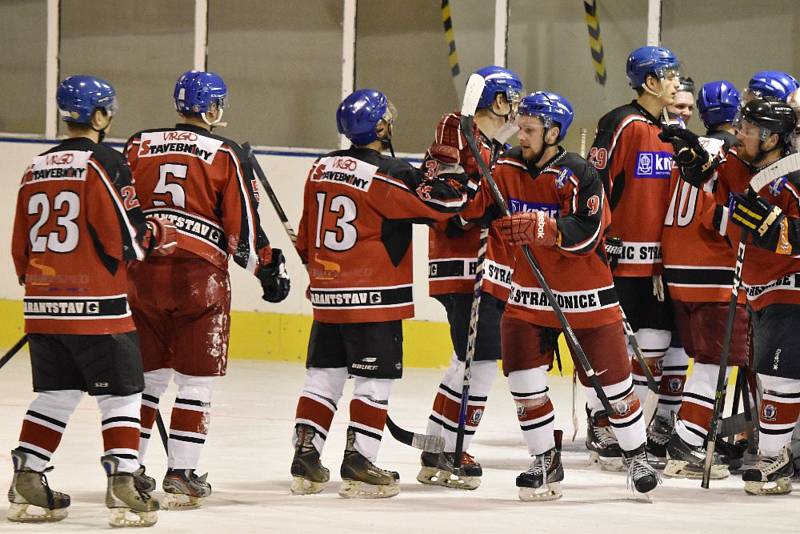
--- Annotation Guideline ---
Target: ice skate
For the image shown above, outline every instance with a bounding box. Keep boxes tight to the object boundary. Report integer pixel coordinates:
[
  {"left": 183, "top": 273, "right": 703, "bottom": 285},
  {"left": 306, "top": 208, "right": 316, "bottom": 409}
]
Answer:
[
  {"left": 417, "top": 451, "right": 482, "bottom": 490},
  {"left": 664, "top": 432, "right": 729, "bottom": 480},
  {"left": 290, "top": 424, "right": 330, "bottom": 495},
  {"left": 585, "top": 409, "right": 624, "bottom": 471},
  {"left": 162, "top": 468, "right": 212, "bottom": 509},
  {"left": 646, "top": 413, "right": 674, "bottom": 464},
  {"left": 6, "top": 449, "right": 70, "bottom": 523},
  {"left": 133, "top": 465, "right": 156, "bottom": 493},
  {"left": 517, "top": 430, "right": 564, "bottom": 501},
  {"left": 623, "top": 444, "right": 660, "bottom": 496},
  {"left": 101, "top": 455, "right": 159, "bottom": 528},
  {"left": 339, "top": 429, "right": 399, "bottom": 499},
  {"left": 743, "top": 447, "right": 794, "bottom": 495}
]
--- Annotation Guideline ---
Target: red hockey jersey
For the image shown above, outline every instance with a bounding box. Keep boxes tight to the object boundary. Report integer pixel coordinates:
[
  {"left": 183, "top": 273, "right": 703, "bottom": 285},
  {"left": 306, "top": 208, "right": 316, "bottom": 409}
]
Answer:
[
  {"left": 589, "top": 101, "right": 673, "bottom": 277},
  {"left": 464, "top": 147, "right": 620, "bottom": 329},
  {"left": 296, "top": 146, "right": 468, "bottom": 323},
  {"left": 125, "top": 124, "right": 269, "bottom": 274},
  {"left": 12, "top": 137, "right": 147, "bottom": 335}
]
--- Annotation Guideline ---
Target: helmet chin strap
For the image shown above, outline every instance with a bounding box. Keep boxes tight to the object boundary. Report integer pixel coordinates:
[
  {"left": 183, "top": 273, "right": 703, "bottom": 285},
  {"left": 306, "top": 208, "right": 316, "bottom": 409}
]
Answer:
[
  {"left": 642, "top": 83, "right": 664, "bottom": 99},
  {"left": 202, "top": 108, "right": 227, "bottom": 129}
]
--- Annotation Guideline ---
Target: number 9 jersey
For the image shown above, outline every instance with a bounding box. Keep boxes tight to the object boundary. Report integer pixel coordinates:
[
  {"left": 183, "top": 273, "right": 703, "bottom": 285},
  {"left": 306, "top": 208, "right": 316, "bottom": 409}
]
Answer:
[{"left": 12, "top": 137, "right": 148, "bottom": 335}]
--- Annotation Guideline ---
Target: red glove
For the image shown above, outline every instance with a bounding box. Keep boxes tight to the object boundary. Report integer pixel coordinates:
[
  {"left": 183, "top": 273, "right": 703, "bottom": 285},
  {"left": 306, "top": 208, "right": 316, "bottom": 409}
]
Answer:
[
  {"left": 145, "top": 216, "right": 177, "bottom": 256},
  {"left": 494, "top": 212, "right": 560, "bottom": 247}
]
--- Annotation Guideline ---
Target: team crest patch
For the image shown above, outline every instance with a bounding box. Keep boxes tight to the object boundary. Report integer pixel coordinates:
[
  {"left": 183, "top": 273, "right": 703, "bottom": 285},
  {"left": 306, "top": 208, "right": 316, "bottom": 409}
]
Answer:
[
  {"left": 516, "top": 405, "right": 526, "bottom": 419},
  {"left": 668, "top": 377, "right": 683, "bottom": 393},
  {"left": 612, "top": 400, "right": 630, "bottom": 416},
  {"left": 769, "top": 176, "right": 787, "bottom": 197},
  {"left": 762, "top": 403, "right": 777, "bottom": 421},
  {"left": 555, "top": 167, "right": 572, "bottom": 188},
  {"left": 470, "top": 408, "right": 484, "bottom": 425}
]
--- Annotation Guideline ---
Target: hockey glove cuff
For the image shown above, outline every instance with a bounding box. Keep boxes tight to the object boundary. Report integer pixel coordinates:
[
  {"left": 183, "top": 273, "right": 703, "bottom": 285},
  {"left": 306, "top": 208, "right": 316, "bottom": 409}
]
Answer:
[
  {"left": 257, "top": 248, "right": 291, "bottom": 302},
  {"left": 494, "top": 211, "right": 560, "bottom": 247},
  {"left": 729, "top": 192, "right": 793, "bottom": 255},
  {"left": 144, "top": 216, "right": 178, "bottom": 256}
]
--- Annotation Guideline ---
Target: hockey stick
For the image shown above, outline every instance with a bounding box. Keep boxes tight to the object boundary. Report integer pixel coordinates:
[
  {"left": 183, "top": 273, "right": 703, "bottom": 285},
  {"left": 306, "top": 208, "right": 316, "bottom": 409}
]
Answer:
[
  {"left": 702, "top": 151, "right": 800, "bottom": 488},
  {"left": 0, "top": 335, "right": 28, "bottom": 370},
  {"left": 460, "top": 73, "right": 616, "bottom": 417},
  {"left": 243, "top": 143, "right": 444, "bottom": 454},
  {"left": 620, "top": 309, "right": 659, "bottom": 423},
  {"left": 155, "top": 411, "right": 169, "bottom": 454}
]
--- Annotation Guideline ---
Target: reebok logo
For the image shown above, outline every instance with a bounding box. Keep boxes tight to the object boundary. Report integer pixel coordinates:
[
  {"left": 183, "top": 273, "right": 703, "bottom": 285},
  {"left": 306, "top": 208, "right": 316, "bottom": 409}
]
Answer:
[{"left": 634, "top": 151, "right": 672, "bottom": 179}]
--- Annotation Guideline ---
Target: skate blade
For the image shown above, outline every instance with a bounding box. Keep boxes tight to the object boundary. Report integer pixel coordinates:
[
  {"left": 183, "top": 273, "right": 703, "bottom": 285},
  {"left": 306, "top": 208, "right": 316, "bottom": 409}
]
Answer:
[
  {"left": 664, "top": 460, "right": 729, "bottom": 480},
  {"left": 7, "top": 503, "right": 68, "bottom": 523},
  {"left": 416, "top": 467, "right": 480, "bottom": 490},
  {"left": 589, "top": 452, "right": 625, "bottom": 472},
  {"left": 161, "top": 492, "right": 204, "bottom": 510},
  {"left": 108, "top": 507, "right": 158, "bottom": 528},
  {"left": 744, "top": 478, "right": 793, "bottom": 495},
  {"left": 291, "top": 475, "right": 326, "bottom": 495},
  {"left": 518, "top": 482, "right": 562, "bottom": 502},
  {"left": 338, "top": 479, "right": 399, "bottom": 499}
]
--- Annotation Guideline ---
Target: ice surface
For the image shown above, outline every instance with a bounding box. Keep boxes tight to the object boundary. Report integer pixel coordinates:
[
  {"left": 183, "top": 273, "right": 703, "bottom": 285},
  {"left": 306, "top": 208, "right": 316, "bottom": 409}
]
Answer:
[{"left": 1, "top": 354, "right": 798, "bottom": 533}]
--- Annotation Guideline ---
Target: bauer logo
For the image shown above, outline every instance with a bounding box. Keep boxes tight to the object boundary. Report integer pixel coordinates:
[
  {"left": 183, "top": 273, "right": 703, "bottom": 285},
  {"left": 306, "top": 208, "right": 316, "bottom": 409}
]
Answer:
[
  {"left": 634, "top": 151, "right": 672, "bottom": 179},
  {"left": 509, "top": 198, "right": 559, "bottom": 218}
]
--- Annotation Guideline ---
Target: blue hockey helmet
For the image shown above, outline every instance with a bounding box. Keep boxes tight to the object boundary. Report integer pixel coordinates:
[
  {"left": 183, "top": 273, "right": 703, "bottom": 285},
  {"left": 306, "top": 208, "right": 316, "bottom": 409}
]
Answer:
[
  {"left": 626, "top": 46, "right": 680, "bottom": 89},
  {"left": 474, "top": 66, "right": 523, "bottom": 110},
  {"left": 336, "top": 89, "right": 395, "bottom": 145},
  {"left": 745, "top": 70, "right": 799, "bottom": 102},
  {"left": 517, "top": 91, "right": 574, "bottom": 141},
  {"left": 697, "top": 80, "right": 740, "bottom": 128},
  {"left": 174, "top": 71, "right": 228, "bottom": 114},
  {"left": 56, "top": 75, "right": 118, "bottom": 124}
]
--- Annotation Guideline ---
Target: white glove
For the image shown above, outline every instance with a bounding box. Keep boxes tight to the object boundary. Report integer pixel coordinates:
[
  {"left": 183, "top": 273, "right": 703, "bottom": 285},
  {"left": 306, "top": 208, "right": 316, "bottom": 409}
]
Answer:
[{"left": 652, "top": 274, "right": 665, "bottom": 303}]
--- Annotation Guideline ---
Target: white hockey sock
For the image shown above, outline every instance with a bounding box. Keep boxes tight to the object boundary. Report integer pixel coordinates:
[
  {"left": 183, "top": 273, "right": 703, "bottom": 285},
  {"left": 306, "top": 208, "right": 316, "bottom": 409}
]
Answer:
[
  {"left": 168, "top": 373, "right": 214, "bottom": 470},
  {"left": 758, "top": 374, "right": 800, "bottom": 457},
  {"left": 348, "top": 377, "right": 392, "bottom": 462},
  {"left": 139, "top": 368, "right": 172, "bottom": 464},
  {"left": 658, "top": 346, "right": 689, "bottom": 417},
  {"left": 18, "top": 390, "right": 83, "bottom": 471},
  {"left": 508, "top": 366, "right": 554, "bottom": 456},
  {"left": 590, "top": 376, "right": 645, "bottom": 452},
  {"left": 294, "top": 367, "right": 347, "bottom": 454},
  {"left": 631, "top": 328, "right": 670, "bottom": 406},
  {"left": 97, "top": 393, "right": 142, "bottom": 473},
  {"left": 675, "top": 363, "right": 726, "bottom": 447},
  {"left": 426, "top": 352, "right": 459, "bottom": 437}
]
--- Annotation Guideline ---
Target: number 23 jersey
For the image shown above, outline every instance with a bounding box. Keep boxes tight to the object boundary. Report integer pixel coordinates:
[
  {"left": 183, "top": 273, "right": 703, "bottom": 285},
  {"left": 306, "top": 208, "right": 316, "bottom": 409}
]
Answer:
[{"left": 124, "top": 123, "right": 268, "bottom": 274}]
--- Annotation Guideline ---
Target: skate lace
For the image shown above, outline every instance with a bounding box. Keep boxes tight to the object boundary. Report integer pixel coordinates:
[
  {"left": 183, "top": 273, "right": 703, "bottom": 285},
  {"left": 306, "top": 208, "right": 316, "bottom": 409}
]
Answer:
[
  {"left": 755, "top": 454, "right": 784, "bottom": 476},
  {"left": 525, "top": 451, "right": 552, "bottom": 476},
  {"left": 648, "top": 416, "right": 673, "bottom": 446},
  {"left": 593, "top": 425, "right": 618, "bottom": 446},
  {"left": 39, "top": 467, "right": 56, "bottom": 509},
  {"left": 626, "top": 456, "right": 661, "bottom": 490}
]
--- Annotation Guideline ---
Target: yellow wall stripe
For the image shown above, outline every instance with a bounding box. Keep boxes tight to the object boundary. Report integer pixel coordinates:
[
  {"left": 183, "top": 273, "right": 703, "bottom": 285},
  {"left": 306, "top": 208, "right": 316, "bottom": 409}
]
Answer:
[
  {"left": 441, "top": 0, "right": 460, "bottom": 77},
  {"left": 583, "top": 0, "right": 607, "bottom": 86}
]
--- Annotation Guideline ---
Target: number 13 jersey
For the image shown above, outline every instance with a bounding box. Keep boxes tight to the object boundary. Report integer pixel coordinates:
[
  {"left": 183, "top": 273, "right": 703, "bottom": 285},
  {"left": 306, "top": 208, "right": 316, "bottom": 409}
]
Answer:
[{"left": 124, "top": 123, "right": 269, "bottom": 274}]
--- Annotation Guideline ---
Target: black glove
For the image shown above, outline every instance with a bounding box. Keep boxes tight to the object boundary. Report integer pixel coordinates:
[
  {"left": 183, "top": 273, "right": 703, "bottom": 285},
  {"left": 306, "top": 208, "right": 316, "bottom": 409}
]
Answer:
[
  {"left": 257, "top": 248, "right": 291, "bottom": 302},
  {"left": 604, "top": 235, "right": 623, "bottom": 270},
  {"left": 729, "top": 192, "right": 793, "bottom": 255},
  {"left": 659, "top": 126, "right": 711, "bottom": 187}
]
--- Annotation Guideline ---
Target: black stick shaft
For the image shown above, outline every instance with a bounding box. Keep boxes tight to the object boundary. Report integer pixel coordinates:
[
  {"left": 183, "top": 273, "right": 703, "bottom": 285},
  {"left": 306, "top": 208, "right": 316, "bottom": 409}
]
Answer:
[
  {"left": 155, "top": 410, "right": 169, "bottom": 454},
  {"left": 0, "top": 335, "right": 29, "bottom": 370}
]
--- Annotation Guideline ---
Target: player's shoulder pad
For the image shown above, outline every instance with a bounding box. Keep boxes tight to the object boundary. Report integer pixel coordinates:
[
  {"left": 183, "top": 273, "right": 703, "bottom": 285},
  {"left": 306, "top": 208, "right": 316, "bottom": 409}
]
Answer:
[
  {"left": 90, "top": 141, "right": 128, "bottom": 177},
  {"left": 547, "top": 151, "right": 597, "bottom": 189},
  {"left": 596, "top": 102, "right": 646, "bottom": 132},
  {"left": 495, "top": 146, "right": 525, "bottom": 165}
]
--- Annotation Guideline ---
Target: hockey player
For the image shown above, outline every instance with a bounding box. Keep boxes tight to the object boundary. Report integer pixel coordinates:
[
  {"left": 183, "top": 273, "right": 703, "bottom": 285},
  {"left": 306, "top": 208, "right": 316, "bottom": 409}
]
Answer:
[
  {"left": 662, "top": 97, "right": 799, "bottom": 494},
  {"left": 666, "top": 76, "right": 696, "bottom": 127},
  {"left": 124, "top": 70, "right": 289, "bottom": 508},
  {"left": 464, "top": 91, "right": 658, "bottom": 500},
  {"left": 421, "top": 65, "right": 522, "bottom": 490},
  {"left": 290, "top": 89, "right": 469, "bottom": 499},
  {"left": 9, "top": 75, "right": 176, "bottom": 527},
  {"left": 659, "top": 82, "right": 746, "bottom": 480},
  {"left": 588, "top": 46, "right": 686, "bottom": 462},
  {"left": 696, "top": 80, "right": 741, "bottom": 148}
]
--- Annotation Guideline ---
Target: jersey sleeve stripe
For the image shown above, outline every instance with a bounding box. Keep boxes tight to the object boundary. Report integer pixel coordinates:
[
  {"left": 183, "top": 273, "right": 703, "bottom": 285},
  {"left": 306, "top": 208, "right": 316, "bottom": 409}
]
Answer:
[
  {"left": 221, "top": 146, "right": 259, "bottom": 274},
  {"left": 374, "top": 172, "right": 411, "bottom": 191},
  {"left": 88, "top": 159, "right": 145, "bottom": 260},
  {"left": 608, "top": 116, "right": 648, "bottom": 161},
  {"left": 495, "top": 158, "right": 526, "bottom": 170}
]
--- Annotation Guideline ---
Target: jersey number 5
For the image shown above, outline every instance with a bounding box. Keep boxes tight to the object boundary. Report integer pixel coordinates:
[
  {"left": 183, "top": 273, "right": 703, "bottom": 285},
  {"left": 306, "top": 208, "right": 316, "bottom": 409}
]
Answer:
[
  {"left": 28, "top": 191, "right": 80, "bottom": 253},
  {"left": 153, "top": 163, "right": 188, "bottom": 208},
  {"left": 314, "top": 192, "right": 357, "bottom": 251}
]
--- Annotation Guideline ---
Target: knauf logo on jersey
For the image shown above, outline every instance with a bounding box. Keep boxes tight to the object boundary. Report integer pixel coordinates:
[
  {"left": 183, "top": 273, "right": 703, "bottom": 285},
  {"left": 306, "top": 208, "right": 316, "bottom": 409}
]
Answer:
[
  {"left": 509, "top": 199, "right": 559, "bottom": 218},
  {"left": 634, "top": 151, "right": 672, "bottom": 179}
]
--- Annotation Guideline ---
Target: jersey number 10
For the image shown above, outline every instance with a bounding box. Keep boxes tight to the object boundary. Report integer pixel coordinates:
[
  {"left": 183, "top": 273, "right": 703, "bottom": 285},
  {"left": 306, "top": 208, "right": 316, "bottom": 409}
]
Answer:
[{"left": 664, "top": 180, "right": 699, "bottom": 228}]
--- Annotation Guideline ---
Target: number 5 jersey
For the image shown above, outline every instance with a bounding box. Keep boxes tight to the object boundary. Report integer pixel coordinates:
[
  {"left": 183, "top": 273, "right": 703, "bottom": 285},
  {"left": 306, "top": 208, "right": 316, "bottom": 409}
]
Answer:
[
  {"left": 296, "top": 147, "right": 469, "bottom": 324},
  {"left": 12, "top": 137, "right": 148, "bottom": 335}
]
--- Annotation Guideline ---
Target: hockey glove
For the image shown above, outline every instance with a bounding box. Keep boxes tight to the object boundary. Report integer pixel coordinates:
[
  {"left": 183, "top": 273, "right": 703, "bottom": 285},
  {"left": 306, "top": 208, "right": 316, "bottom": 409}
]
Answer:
[
  {"left": 494, "top": 212, "right": 560, "bottom": 247},
  {"left": 256, "top": 248, "right": 291, "bottom": 302},
  {"left": 144, "top": 216, "right": 178, "bottom": 256},
  {"left": 658, "top": 126, "right": 714, "bottom": 187},
  {"left": 729, "top": 192, "right": 793, "bottom": 254},
  {"left": 604, "top": 235, "right": 623, "bottom": 270}
]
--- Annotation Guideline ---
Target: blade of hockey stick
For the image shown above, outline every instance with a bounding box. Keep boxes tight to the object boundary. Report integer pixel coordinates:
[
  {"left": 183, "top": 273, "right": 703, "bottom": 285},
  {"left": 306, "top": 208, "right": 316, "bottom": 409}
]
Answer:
[
  {"left": 461, "top": 73, "right": 485, "bottom": 118},
  {"left": 748, "top": 152, "right": 800, "bottom": 193},
  {"left": 0, "top": 335, "right": 28, "bottom": 370},
  {"left": 385, "top": 416, "right": 445, "bottom": 453}
]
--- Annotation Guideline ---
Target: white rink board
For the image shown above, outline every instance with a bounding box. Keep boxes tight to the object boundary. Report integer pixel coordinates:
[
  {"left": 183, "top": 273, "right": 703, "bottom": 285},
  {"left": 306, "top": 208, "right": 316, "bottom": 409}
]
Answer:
[{"left": 1, "top": 355, "right": 798, "bottom": 533}]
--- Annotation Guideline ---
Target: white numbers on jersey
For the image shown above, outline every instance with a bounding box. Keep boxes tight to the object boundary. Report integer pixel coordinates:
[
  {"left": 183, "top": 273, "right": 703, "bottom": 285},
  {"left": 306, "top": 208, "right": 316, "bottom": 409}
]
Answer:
[
  {"left": 314, "top": 192, "right": 358, "bottom": 251},
  {"left": 153, "top": 163, "right": 188, "bottom": 208},
  {"left": 28, "top": 191, "right": 80, "bottom": 253},
  {"left": 664, "top": 181, "right": 699, "bottom": 228}
]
